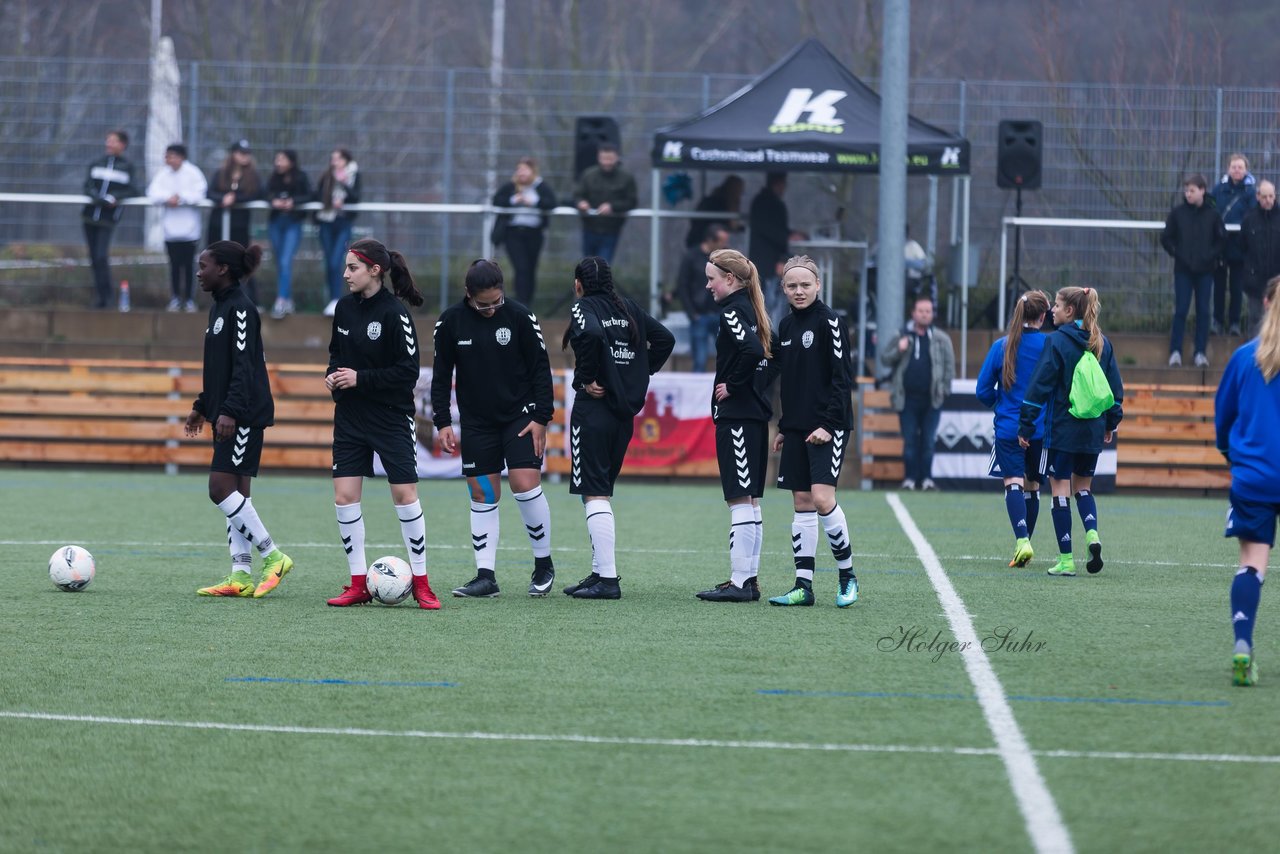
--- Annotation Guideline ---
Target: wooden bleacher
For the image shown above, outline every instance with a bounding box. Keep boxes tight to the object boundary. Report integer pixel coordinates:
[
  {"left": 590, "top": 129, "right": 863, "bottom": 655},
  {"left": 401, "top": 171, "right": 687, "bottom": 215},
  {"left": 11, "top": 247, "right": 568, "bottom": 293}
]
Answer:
[
  {"left": 0, "top": 357, "right": 576, "bottom": 474},
  {"left": 854, "top": 380, "right": 1227, "bottom": 491}
]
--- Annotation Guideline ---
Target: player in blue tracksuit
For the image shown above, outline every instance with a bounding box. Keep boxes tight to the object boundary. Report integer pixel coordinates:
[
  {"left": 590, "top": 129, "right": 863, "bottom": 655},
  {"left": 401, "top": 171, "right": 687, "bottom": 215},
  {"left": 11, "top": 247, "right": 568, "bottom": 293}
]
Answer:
[
  {"left": 1214, "top": 274, "right": 1280, "bottom": 686},
  {"left": 1018, "top": 286, "right": 1124, "bottom": 577},
  {"left": 976, "top": 290, "right": 1050, "bottom": 569}
]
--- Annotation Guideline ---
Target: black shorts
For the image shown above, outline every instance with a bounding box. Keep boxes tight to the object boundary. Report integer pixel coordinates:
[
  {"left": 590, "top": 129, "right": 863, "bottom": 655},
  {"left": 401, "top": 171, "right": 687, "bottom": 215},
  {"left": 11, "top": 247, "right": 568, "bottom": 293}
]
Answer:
[
  {"left": 1047, "top": 450, "right": 1098, "bottom": 480},
  {"left": 988, "top": 437, "right": 1046, "bottom": 483},
  {"left": 716, "top": 419, "right": 769, "bottom": 500},
  {"left": 775, "top": 428, "right": 849, "bottom": 492},
  {"left": 332, "top": 403, "right": 419, "bottom": 484},
  {"left": 569, "top": 400, "right": 633, "bottom": 497},
  {"left": 210, "top": 425, "right": 265, "bottom": 477},
  {"left": 461, "top": 420, "right": 543, "bottom": 478}
]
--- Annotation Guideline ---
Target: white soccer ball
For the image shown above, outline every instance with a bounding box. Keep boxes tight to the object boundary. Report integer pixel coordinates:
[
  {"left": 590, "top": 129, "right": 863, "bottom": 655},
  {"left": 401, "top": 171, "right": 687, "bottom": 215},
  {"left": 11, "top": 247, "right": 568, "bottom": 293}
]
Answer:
[
  {"left": 367, "top": 556, "right": 412, "bottom": 605},
  {"left": 49, "top": 545, "right": 95, "bottom": 592}
]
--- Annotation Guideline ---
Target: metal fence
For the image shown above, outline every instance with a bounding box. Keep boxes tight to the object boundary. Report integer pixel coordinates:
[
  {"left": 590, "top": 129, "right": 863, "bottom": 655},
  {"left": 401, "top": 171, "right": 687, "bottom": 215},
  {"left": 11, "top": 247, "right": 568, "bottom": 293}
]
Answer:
[{"left": 3, "top": 56, "right": 1278, "bottom": 328}]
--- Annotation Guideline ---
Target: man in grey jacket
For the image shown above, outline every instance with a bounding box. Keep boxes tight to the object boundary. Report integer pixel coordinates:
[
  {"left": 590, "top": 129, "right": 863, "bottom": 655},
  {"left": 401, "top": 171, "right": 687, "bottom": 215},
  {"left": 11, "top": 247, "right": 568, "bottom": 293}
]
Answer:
[
  {"left": 880, "top": 295, "right": 956, "bottom": 490},
  {"left": 573, "top": 143, "right": 637, "bottom": 264}
]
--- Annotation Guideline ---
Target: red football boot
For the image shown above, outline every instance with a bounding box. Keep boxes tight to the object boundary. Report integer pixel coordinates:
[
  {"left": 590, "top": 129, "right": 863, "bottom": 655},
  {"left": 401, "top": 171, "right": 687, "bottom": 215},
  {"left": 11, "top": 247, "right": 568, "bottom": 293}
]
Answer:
[
  {"left": 412, "top": 574, "right": 441, "bottom": 610},
  {"left": 327, "top": 575, "right": 372, "bottom": 606}
]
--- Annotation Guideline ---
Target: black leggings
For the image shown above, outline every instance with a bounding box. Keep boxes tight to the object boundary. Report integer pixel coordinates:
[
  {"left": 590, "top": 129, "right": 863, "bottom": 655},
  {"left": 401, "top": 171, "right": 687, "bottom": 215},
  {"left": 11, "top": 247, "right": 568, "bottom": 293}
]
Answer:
[{"left": 166, "top": 240, "right": 198, "bottom": 301}]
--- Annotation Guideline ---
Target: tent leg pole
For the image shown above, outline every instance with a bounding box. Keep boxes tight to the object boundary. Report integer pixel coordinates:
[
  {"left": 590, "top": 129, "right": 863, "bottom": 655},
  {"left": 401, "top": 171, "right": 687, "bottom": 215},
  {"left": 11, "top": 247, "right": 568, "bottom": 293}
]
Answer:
[
  {"left": 961, "top": 176, "right": 971, "bottom": 379},
  {"left": 650, "top": 170, "right": 661, "bottom": 317}
]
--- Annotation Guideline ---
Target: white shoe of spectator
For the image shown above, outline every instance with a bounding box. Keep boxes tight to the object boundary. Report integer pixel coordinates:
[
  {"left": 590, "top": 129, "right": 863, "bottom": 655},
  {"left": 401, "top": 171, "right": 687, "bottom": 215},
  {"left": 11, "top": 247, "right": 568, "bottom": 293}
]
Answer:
[
  {"left": 270, "top": 298, "right": 289, "bottom": 320},
  {"left": 900, "top": 479, "right": 916, "bottom": 491},
  {"left": 166, "top": 297, "right": 182, "bottom": 312},
  {"left": 1194, "top": 352, "right": 1210, "bottom": 368},
  {"left": 183, "top": 300, "right": 198, "bottom": 313},
  {"left": 1168, "top": 351, "right": 1182, "bottom": 367},
  {"left": 921, "top": 478, "right": 938, "bottom": 491},
  {"left": 323, "top": 299, "right": 338, "bottom": 317}
]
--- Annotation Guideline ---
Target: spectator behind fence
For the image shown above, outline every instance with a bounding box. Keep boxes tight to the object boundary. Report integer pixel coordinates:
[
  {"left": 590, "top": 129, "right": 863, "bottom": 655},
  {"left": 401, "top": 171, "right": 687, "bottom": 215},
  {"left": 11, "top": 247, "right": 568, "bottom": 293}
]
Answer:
[
  {"left": 1209, "top": 153, "right": 1257, "bottom": 336},
  {"left": 491, "top": 156, "right": 557, "bottom": 306},
  {"left": 81, "top": 129, "right": 141, "bottom": 310},
  {"left": 748, "top": 171, "right": 798, "bottom": 328},
  {"left": 266, "top": 149, "right": 312, "bottom": 319},
  {"left": 315, "top": 147, "right": 362, "bottom": 317},
  {"left": 207, "top": 139, "right": 263, "bottom": 304},
  {"left": 147, "top": 143, "right": 208, "bottom": 312},
  {"left": 1240, "top": 180, "right": 1280, "bottom": 338},
  {"left": 880, "top": 294, "right": 955, "bottom": 491},
  {"left": 573, "top": 143, "right": 637, "bottom": 264},
  {"left": 674, "top": 223, "right": 730, "bottom": 371},
  {"left": 685, "top": 174, "right": 744, "bottom": 248},
  {"left": 1162, "top": 172, "right": 1225, "bottom": 368}
]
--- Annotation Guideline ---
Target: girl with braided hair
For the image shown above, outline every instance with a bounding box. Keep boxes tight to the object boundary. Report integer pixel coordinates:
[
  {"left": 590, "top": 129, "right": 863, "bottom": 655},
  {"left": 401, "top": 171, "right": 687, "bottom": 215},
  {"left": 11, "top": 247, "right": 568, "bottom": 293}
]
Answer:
[
  {"left": 185, "top": 241, "right": 294, "bottom": 598},
  {"left": 976, "top": 290, "right": 1051, "bottom": 569},
  {"left": 324, "top": 238, "right": 441, "bottom": 610},
  {"left": 695, "top": 248, "right": 774, "bottom": 603},
  {"left": 560, "top": 256, "right": 675, "bottom": 599}
]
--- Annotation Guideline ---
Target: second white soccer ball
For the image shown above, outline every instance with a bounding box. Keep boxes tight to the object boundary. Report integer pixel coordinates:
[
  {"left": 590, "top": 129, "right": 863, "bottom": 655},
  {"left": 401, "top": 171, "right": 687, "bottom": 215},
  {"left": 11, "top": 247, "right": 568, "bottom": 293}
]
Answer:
[
  {"left": 367, "top": 556, "right": 412, "bottom": 605},
  {"left": 49, "top": 545, "right": 96, "bottom": 592}
]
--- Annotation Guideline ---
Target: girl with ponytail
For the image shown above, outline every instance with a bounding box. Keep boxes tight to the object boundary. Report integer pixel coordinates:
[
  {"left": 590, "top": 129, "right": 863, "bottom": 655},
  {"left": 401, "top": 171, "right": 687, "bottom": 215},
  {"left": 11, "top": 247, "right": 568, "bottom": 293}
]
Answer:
[
  {"left": 976, "top": 290, "right": 1051, "bottom": 569},
  {"left": 695, "top": 248, "right": 774, "bottom": 603},
  {"left": 561, "top": 256, "right": 675, "bottom": 600},
  {"left": 185, "top": 241, "right": 294, "bottom": 599},
  {"left": 1018, "top": 286, "right": 1124, "bottom": 577},
  {"left": 324, "top": 238, "right": 440, "bottom": 609},
  {"left": 1214, "top": 274, "right": 1280, "bottom": 686}
]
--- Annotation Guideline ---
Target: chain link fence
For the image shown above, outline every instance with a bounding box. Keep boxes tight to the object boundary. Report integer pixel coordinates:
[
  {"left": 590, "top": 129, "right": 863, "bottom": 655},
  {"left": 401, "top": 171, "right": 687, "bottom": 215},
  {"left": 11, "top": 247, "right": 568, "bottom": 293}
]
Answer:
[{"left": 3, "top": 56, "right": 1278, "bottom": 327}]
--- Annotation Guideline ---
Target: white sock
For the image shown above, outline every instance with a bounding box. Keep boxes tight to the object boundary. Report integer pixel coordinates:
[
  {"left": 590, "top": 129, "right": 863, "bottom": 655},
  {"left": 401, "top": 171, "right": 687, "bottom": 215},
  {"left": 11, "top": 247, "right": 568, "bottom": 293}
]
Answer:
[
  {"left": 396, "top": 500, "right": 427, "bottom": 576},
  {"left": 584, "top": 499, "right": 616, "bottom": 578},
  {"left": 470, "top": 500, "right": 500, "bottom": 572},
  {"left": 513, "top": 486, "right": 552, "bottom": 559},
  {"left": 750, "top": 504, "right": 764, "bottom": 576},
  {"left": 792, "top": 511, "right": 818, "bottom": 581},
  {"left": 335, "top": 502, "right": 367, "bottom": 575},
  {"left": 820, "top": 504, "right": 854, "bottom": 570},
  {"left": 218, "top": 492, "right": 274, "bottom": 557},
  {"left": 227, "top": 522, "right": 252, "bottom": 574},
  {"left": 729, "top": 503, "right": 755, "bottom": 587}
]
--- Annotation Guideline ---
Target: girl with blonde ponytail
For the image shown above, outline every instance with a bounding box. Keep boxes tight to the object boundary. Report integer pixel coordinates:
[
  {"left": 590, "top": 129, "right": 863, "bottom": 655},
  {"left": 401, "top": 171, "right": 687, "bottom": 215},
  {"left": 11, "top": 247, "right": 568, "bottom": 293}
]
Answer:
[
  {"left": 1214, "top": 274, "right": 1280, "bottom": 686},
  {"left": 695, "top": 248, "right": 775, "bottom": 602},
  {"left": 1018, "top": 286, "right": 1124, "bottom": 578},
  {"left": 976, "top": 290, "right": 1051, "bottom": 568}
]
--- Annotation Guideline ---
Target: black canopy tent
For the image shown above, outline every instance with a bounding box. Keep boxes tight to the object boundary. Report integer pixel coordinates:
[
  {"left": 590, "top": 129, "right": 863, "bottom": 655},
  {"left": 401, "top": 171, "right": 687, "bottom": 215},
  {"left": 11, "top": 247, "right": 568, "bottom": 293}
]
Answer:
[{"left": 644, "top": 38, "right": 975, "bottom": 369}]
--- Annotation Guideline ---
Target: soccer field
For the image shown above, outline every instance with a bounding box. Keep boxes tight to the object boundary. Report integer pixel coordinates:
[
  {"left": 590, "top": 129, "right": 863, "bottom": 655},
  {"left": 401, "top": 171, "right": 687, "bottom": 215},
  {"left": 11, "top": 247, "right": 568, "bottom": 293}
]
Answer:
[{"left": 2, "top": 469, "right": 1277, "bottom": 853}]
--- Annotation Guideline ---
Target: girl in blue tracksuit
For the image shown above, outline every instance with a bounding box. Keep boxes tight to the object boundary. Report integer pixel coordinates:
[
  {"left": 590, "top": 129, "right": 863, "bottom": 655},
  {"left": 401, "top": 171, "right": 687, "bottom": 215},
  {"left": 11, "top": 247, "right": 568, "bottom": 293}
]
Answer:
[
  {"left": 976, "top": 290, "right": 1050, "bottom": 568},
  {"left": 1018, "top": 286, "right": 1124, "bottom": 577},
  {"left": 1214, "top": 274, "right": 1280, "bottom": 687}
]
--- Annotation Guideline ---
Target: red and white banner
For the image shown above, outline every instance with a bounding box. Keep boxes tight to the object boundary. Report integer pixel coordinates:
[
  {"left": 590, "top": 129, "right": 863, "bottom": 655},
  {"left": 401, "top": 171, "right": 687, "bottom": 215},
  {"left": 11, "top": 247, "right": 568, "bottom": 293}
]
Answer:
[{"left": 564, "top": 371, "right": 720, "bottom": 475}]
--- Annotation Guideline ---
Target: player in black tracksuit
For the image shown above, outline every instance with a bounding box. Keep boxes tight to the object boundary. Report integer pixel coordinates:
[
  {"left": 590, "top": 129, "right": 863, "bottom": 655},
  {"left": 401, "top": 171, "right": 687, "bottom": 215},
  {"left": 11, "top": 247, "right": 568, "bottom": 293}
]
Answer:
[
  {"left": 694, "top": 248, "right": 775, "bottom": 603},
  {"left": 431, "top": 258, "right": 556, "bottom": 599},
  {"left": 769, "top": 256, "right": 859, "bottom": 608},
  {"left": 324, "top": 238, "right": 441, "bottom": 610},
  {"left": 184, "top": 241, "right": 293, "bottom": 599},
  {"left": 560, "top": 256, "right": 674, "bottom": 600}
]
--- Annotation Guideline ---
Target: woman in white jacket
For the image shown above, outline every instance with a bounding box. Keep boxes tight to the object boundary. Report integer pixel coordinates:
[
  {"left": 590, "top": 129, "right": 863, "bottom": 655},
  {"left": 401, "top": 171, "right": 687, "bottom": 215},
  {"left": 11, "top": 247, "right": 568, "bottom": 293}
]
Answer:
[{"left": 148, "top": 144, "right": 208, "bottom": 312}]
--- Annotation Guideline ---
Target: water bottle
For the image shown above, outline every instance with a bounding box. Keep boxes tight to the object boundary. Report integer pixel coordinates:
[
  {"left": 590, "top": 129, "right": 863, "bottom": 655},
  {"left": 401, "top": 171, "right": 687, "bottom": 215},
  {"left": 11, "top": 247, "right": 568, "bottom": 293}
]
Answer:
[{"left": 119, "top": 280, "right": 130, "bottom": 313}]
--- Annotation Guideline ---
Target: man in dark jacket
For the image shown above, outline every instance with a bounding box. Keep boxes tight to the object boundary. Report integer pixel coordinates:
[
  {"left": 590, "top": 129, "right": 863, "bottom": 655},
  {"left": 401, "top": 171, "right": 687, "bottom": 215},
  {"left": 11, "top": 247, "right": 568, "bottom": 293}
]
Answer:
[
  {"left": 673, "top": 223, "right": 729, "bottom": 371},
  {"left": 1240, "top": 180, "right": 1280, "bottom": 336},
  {"left": 81, "top": 129, "right": 141, "bottom": 309},
  {"left": 748, "top": 171, "right": 792, "bottom": 326},
  {"left": 1161, "top": 173, "right": 1225, "bottom": 367},
  {"left": 1209, "top": 154, "right": 1257, "bottom": 335},
  {"left": 573, "top": 143, "right": 637, "bottom": 264}
]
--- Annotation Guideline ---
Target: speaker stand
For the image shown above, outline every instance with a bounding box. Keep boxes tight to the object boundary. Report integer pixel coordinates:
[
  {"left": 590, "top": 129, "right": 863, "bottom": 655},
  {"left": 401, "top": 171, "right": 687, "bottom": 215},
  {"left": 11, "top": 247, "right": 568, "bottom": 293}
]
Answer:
[{"left": 1004, "top": 184, "right": 1030, "bottom": 323}]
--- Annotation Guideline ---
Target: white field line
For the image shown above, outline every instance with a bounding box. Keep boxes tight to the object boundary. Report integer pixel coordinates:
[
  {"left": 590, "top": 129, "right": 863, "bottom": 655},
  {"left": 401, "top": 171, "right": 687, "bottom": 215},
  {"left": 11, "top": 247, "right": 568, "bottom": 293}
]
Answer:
[
  {"left": 1, "top": 711, "right": 1276, "bottom": 765},
  {"left": 0, "top": 539, "right": 1238, "bottom": 569},
  {"left": 886, "top": 493, "right": 1073, "bottom": 854}
]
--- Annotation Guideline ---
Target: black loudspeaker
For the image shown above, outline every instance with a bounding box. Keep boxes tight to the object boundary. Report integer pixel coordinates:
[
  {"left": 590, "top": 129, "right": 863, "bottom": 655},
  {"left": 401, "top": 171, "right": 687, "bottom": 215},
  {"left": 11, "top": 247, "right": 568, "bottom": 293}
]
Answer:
[
  {"left": 574, "top": 116, "right": 621, "bottom": 178},
  {"left": 996, "top": 119, "right": 1042, "bottom": 189}
]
